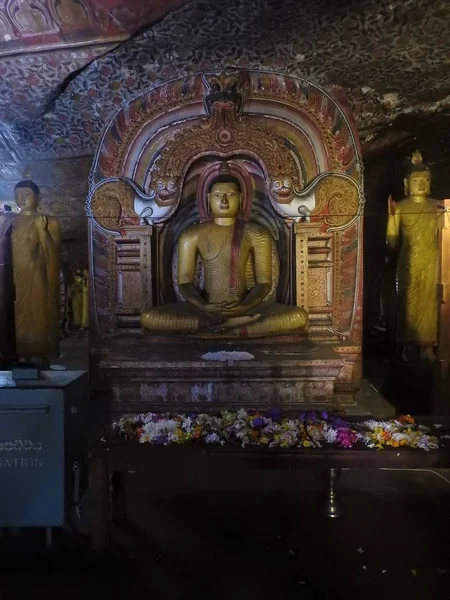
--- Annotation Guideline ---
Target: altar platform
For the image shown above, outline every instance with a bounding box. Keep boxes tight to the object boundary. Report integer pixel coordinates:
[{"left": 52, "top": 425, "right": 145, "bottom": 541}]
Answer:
[
  {"left": 96, "top": 337, "right": 349, "bottom": 416},
  {"left": 89, "top": 416, "right": 450, "bottom": 553}
]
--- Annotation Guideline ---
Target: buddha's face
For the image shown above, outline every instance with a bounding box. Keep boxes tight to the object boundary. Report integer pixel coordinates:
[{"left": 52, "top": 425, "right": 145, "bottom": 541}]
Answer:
[
  {"left": 407, "top": 172, "right": 431, "bottom": 197},
  {"left": 208, "top": 181, "right": 240, "bottom": 218},
  {"left": 15, "top": 187, "right": 38, "bottom": 212}
]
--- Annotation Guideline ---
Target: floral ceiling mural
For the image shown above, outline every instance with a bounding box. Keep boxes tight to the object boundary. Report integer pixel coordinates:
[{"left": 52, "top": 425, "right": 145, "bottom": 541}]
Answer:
[{"left": 0, "top": 0, "right": 449, "bottom": 240}]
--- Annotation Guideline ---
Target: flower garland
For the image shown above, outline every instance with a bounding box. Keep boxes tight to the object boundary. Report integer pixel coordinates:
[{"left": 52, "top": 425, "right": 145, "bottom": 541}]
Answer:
[{"left": 112, "top": 409, "right": 441, "bottom": 451}]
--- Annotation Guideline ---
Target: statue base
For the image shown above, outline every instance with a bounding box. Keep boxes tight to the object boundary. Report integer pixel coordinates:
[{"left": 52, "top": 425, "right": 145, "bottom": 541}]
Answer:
[{"left": 95, "top": 337, "right": 351, "bottom": 418}]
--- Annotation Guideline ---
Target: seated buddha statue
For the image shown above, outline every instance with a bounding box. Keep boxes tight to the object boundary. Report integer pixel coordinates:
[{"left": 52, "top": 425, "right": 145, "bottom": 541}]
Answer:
[{"left": 141, "top": 175, "right": 308, "bottom": 337}]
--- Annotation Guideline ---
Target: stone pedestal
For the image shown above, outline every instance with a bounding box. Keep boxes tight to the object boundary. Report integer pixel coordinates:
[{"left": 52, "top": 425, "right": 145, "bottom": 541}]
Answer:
[{"left": 97, "top": 338, "right": 347, "bottom": 417}]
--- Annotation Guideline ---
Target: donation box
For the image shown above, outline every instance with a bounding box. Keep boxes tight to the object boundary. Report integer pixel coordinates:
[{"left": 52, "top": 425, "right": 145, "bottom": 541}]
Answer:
[{"left": 0, "top": 370, "right": 87, "bottom": 527}]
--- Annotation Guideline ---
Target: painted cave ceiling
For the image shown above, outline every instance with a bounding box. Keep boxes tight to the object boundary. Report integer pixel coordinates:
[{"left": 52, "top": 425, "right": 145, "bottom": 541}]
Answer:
[{"left": 0, "top": 0, "right": 449, "bottom": 238}]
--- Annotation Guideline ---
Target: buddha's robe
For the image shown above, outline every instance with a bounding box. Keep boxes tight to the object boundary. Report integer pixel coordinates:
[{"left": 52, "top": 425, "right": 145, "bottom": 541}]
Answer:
[
  {"left": 12, "top": 215, "right": 61, "bottom": 359},
  {"left": 142, "top": 220, "right": 308, "bottom": 337},
  {"left": 387, "top": 197, "right": 439, "bottom": 346}
]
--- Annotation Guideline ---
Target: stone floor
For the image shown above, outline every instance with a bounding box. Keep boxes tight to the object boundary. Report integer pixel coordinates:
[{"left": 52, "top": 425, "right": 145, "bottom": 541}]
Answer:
[
  {"left": 1, "top": 336, "right": 446, "bottom": 598},
  {"left": 1, "top": 468, "right": 450, "bottom": 599}
]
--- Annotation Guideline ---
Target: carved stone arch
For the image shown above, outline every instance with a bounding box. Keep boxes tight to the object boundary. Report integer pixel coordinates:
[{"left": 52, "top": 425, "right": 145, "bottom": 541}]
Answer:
[
  {"left": 89, "top": 70, "right": 364, "bottom": 364},
  {"left": 89, "top": 180, "right": 139, "bottom": 234}
]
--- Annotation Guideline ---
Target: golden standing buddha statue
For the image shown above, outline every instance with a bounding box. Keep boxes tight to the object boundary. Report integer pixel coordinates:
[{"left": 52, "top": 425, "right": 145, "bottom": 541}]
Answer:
[
  {"left": 386, "top": 151, "right": 439, "bottom": 361},
  {"left": 82, "top": 268, "right": 89, "bottom": 329},
  {"left": 70, "top": 270, "right": 84, "bottom": 329},
  {"left": 141, "top": 175, "right": 308, "bottom": 337},
  {"left": 12, "top": 181, "right": 61, "bottom": 360}
]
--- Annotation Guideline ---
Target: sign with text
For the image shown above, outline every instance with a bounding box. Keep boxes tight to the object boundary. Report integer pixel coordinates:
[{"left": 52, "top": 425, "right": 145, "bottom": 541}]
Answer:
[{"left": 0, "top": 390, "right": 64, "bottom": 527}]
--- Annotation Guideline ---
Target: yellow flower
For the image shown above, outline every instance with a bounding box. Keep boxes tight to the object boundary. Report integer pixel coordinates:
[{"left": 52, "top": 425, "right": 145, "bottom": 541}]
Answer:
[{"left": 303, "top": 440, "right": 311, "bottom": 448}]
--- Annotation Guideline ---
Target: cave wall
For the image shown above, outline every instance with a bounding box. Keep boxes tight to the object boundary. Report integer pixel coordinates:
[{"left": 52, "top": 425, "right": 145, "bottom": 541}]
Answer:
[{"left": 0, "top": 0, "right": 448, "bottom": 329}]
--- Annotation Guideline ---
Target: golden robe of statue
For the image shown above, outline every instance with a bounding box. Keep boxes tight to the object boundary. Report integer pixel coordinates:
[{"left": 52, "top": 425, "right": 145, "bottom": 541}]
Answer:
[
  {"left": 386, "top": 152, "right": 439, "bottom": 358},
  {"left": 70, "top": 270, "right": 84, "bottom": 329},
  {"left": 12, "top": 181, "right": 61, "bottom": 360},
  {"left": 82, "top": 269, "right": 89, "bottom": 329},
  {"left": 141, "top": 177, "right": 308, "bottom": 337}
]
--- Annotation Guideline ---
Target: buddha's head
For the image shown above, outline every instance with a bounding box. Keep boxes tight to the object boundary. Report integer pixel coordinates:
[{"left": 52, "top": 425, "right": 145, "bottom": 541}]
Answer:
[
  {"left": 404, "top": 150, "right": 431, "bottom": 197},
  {"left": 14, "top": 180, "right": 40, "bottom": 214},
  {"left": 207, "top": 175, "right": 241, "bottom": 219}
]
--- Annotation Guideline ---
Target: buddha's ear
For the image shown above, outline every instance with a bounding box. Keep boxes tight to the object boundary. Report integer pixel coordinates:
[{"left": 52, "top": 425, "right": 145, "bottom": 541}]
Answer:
[
  {"left": 403, "top": 177, "right": 408, "bottom": 196},
  {"left": 206, "top": 192, "right": 211, "bottom": 214}
]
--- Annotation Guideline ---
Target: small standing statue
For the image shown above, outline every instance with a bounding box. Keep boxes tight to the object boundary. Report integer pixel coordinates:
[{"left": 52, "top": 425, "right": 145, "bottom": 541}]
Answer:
[
  {"left": 69, "top": 269, "right": 89, "bottom": 331},
  {"left": 70, "top": 270, "right": 84, "bottom": 330},
  {"left": 82, "top": 269, "right": 89, "bottom": 330},
  {"left": 386, "top": 151, "right": 439, "bottom": 361},
  {"left": 12, "top": 181, "right": 61, "bottom": 361}
]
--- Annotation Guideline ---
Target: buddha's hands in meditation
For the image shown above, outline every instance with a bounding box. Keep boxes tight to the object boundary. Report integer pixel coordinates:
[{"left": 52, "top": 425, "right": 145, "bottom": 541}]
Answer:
[
  {"left": 201, "top": 301, "right": 262, "bottom": 331},
  {"left": 202, "top": 300, "right": 247, "bottom": 317}
]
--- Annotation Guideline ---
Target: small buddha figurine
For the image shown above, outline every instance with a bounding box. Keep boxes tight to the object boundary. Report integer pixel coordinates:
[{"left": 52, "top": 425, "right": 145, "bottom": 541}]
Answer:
[
  {"left": 13, "top": 0, "right": 50, "bottom": 33},
  {"left": 386, "top": 151, "right": 440, "bottom": 361},
  {"left": 55, "top": 0, "right": 88, "bottom": 26},
  {"left": 141, "top": 174, "right": 308, "bottom": 337},
  {"left": 12, "top": 181, "right": 61, "bottom": 361},
  {"left": 70, "top": 270, "right": 84, "bottom": 329}
]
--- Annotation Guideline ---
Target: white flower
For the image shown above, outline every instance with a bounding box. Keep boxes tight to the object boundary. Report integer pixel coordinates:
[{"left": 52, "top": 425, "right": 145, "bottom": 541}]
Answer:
[
  {"left": 182, "top": 417, "right": 193, "bottom": 432},
  {"left": 324, "top": 427, "right": 338, "bottom": 444},
  {"left": 391, "top": 432, "right": 411, "bottom": 442},
  {"left": 205, "top": 432, "right": 221, "bottom": 444},
  {"left": 237, "top": 408, "right": 248, "bottom": 421},
  {"left": 262, "top": 422, "right": 279, "bottom": 434},
  {"left": 141, "top": 412, "right": 157, "bottom": 424}
]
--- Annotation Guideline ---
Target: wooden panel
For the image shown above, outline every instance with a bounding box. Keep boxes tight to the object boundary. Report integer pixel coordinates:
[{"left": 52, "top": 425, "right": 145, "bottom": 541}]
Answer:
[
  {"left": 295, "top": 224, "right": 335, "bottom": 335},
  {"left": 115, "top": 269, "right": 141, "bottom": 311},
  {"left": 308, "top": 267, "right": 329, "bottom": 308},
  {"left": 113, "top": 229, "right": 153, "bottom": 318}
]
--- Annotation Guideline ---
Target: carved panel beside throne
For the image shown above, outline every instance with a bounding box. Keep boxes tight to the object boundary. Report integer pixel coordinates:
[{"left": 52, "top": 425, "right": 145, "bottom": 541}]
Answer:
[{"left": 88, "top": 71, "right": 364, "bottom": 414}]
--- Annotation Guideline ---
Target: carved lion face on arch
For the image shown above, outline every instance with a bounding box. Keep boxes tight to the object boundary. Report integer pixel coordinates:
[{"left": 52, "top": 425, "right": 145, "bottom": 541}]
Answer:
[
  {"left": 270, "top": 175, "right": 296, "bottom": 203},
  {"left": 152, "top": 176, "right": 179, "bottom": 202}
]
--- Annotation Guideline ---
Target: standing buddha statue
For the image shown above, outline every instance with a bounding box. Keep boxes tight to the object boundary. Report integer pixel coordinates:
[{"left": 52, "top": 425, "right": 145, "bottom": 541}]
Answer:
[
  {"left": 70, "top": 270, "right": 84, "bottom": 330},
  {"left": 82, "top": 269, "right": 89, "bottom": 329},
  {"left": 386, "top": 151, "right": 439, "bottom": 361},
  {"left": 12, "top": 180, "right": 61, "bottom": 361}
]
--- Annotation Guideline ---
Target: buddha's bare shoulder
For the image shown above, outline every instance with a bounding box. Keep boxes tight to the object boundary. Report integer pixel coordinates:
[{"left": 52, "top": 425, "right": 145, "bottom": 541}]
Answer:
[
  {"left": 396, "top": 196, "right": 439, "bottom": 211},
  {"left": 178, "top": 221, "right": 211, "bottom": 241}
]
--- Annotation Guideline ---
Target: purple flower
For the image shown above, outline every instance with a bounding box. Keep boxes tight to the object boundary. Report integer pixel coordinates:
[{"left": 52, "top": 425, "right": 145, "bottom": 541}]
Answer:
[
  {"left": 321, "top": 412, "right": 328, "bottom": 421},
  {"left": 154, "top": 434, "right": 168, "bottom": 445},
  {"left": 307, "top": 412, "right": 317, "bottom": 423},
  {"left": 252, "top": 417, "right": 266, "bottom": 428},
  {"left": 330, "top": 416, "right": 349, "bottom": 428},
  {"left": 336, "top": 427, "right": 356, "bottom": 448},
  {"left": 299, "top": 412, "right": 306, "bottom": 422},
  {"left": 265, "top": 407, "right": 282, "bottom": 422}
]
